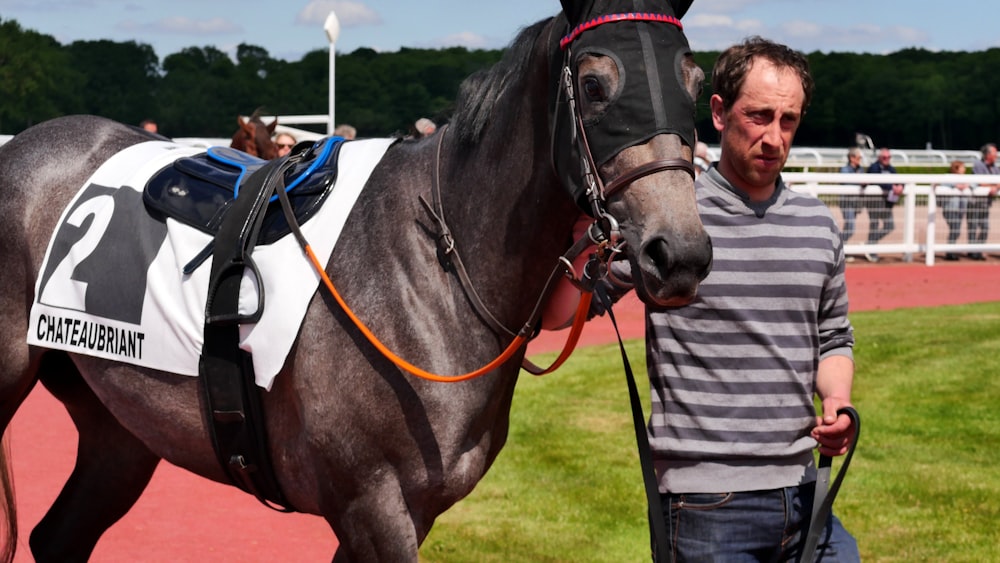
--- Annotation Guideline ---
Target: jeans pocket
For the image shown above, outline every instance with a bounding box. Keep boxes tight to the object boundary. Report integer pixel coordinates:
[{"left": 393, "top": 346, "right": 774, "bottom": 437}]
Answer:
[{"left": 672, "top": 492, "right": 734, "bottom": 511}]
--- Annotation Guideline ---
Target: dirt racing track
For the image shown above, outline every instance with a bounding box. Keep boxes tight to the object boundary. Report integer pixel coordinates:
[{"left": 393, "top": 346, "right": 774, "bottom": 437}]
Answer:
[{"left": 9, "top": 262, "right": 1000, "bottom": 561}]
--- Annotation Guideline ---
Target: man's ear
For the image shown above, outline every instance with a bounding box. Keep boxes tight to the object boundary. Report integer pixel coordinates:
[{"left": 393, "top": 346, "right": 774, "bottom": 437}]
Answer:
[{"left": 710, "top": 94, "right": 726, "bottom": 133}]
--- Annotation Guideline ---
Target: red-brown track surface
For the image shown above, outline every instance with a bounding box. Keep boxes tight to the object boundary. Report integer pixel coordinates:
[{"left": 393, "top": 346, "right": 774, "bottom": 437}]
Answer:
[{"left": 9, "top": 261, "right": 1000, "bottom": 562}]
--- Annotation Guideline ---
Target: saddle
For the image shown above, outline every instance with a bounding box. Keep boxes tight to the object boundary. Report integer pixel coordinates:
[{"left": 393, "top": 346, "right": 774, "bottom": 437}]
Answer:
[
  {"left": 144, "top": 138, "right": 345, "bottom": 513},
  {"left": 144, "top": 138, "right": 344, "bottom": 247}
]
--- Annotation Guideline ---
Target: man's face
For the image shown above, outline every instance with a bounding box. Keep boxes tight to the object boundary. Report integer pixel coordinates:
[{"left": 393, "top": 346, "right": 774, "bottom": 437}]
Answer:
[
  {"left": 985, "top": 147, "right": 997, "bottom": 165},
  {"left": 711, "top": 60, "right": 805, "bottom": 198}
]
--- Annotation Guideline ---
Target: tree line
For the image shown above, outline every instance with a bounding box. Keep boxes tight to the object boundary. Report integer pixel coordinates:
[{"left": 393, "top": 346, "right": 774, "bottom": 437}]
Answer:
[{"left": 3, "top": 16, "right": 999, "bottom": 150}]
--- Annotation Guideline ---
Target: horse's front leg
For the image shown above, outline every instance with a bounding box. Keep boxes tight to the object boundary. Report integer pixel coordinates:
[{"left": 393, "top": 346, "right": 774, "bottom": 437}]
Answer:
[{"left": 327, "top": 477, "right": 424, "bottom": 563}]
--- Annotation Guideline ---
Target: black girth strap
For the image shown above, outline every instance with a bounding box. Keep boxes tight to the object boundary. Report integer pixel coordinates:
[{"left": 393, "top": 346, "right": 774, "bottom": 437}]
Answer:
[{"left": 200, "top": 155, "right": 297, "bottom": 513}]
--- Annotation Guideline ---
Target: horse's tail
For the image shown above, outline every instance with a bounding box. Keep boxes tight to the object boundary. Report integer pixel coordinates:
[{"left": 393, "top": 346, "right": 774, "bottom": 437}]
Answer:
[{"left": 0, "top": 435, "right": 17, "bottom": 563}]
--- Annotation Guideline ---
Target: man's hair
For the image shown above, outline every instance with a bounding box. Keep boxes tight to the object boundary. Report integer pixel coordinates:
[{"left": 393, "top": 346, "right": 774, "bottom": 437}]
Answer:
[
  {"left": 981, "top": 142, "right": 997, "bottom": 157},
  {"left": 711, "top": 36, "right": 813, "bottom": 112}
]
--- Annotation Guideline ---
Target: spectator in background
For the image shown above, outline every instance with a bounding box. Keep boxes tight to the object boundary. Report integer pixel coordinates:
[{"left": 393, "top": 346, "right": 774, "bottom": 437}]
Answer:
[
  {"left": 412, "top": 118, "right": 437, "bottom": 138},
  {"left": 693, "top": 141, "right": 711, "bottom": 176},
  {"left": 864, "top": 147, "right": 904, "bottom": 262},
  {"left": 938, "top": 160, "right": 971, "bottom": 261},
  {"left": 839, "top": 147, "right": 865, "bottom": 255},
  {"left": 968, "top": 143, "right": 999, "bottom": 260},
  {"left": 334, "top": 124, "right": 357, "bottom": 140},
  {"left": 274, "top": 132, "right": 296, "bottom": 158},
  {"left": 139, "top": 119, "right": 158, "bottom": 133}
]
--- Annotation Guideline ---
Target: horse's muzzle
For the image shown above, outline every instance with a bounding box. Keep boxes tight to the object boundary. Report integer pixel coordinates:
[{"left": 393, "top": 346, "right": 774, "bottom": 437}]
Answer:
[{"left": 633, "top": 231, "right": 713, "bottom": 307}]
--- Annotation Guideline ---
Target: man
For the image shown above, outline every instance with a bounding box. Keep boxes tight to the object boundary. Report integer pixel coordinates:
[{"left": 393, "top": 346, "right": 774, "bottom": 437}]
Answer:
[
  {"left": 693, "top": 141, "right": 711, "bottom": 176},
  {"left": 864, "top": 147, "right": 903, "bottom": 262},
  {"left": 968, "top": 143, "right": 999, "bottom": 260},
  {"left": 838, "top": 147, "right": 865, "bottom": 252},
  {"left": 602, "top": 36, "right": 859, "bottom": 562},
  {"left": 413, "top": 117, "right": 437, "bottom": 138}
]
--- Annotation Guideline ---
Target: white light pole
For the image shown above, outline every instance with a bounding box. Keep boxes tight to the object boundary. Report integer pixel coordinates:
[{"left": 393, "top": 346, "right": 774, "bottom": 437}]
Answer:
[{"left": 324, "top": 11, "right": 341, "bottom": 135}]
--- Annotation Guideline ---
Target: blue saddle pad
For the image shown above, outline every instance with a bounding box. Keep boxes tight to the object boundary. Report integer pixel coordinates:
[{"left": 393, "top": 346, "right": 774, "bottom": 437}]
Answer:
[{"left": 143, "top": 137, "right": 344, "bottom": 245}]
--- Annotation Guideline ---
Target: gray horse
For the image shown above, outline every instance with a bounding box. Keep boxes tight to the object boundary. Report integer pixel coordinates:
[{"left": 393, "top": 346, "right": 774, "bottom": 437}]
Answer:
[{"left": 0, "top": 0, "right": 711, "bottom": 560}]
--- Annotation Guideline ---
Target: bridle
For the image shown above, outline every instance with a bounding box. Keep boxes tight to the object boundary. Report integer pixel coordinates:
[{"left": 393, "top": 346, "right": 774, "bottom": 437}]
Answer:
[
  {"left": 299, "top": 13, "right": 698, "bottom": 381},
  {"left": 556, "top": 13, "right": 695, "bottom": 233}
]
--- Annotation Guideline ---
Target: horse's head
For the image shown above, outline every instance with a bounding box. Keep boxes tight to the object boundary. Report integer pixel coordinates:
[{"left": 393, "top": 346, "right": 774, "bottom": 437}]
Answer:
[
  {"left": 552, "top": 0, "right": 711, "bottom": 307},
  {"left": 231, "top": 111, "right": 278, "bottom": 160}
]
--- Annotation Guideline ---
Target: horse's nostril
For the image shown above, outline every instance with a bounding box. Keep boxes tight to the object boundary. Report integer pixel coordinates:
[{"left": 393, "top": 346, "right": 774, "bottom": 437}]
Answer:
[{"left": 642, "top": 237, "right": 672, "bottom": 277}]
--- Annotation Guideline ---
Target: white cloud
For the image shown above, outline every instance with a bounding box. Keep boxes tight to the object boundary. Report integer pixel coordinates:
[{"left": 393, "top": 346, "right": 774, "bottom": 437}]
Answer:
[
  {"left": 686, "top": 14, "right": 764, "bottom": 34},
  {"left": 297, "top": 1, "right": 382, "bottom": 27},
  {"left": 780, "top": 20, "right": 822, "bottom": 39},
  {"left": 683, "top": 10, "right": 931, "bottom": 54},
  {"left": 424, "top": 31, "right": 491, "bottom": 49},
  {"left": 117, "top": 16, "right": 242, "bottom": 36},
  {"left": 684, "top": 13, "right": 766, "bottom": 51}
]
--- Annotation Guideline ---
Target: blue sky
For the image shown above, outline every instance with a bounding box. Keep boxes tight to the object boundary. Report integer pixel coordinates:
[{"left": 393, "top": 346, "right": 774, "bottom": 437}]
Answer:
[{"left": 0, "top": 0, "right": 994, "bottom": 62}]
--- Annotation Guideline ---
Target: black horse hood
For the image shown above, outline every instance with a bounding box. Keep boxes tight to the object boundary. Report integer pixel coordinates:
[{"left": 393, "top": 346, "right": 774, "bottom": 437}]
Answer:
[
  {"left": 561, "top": 0, "right": 697, "bottom": 166},
  {"left": 552, "top": 0, "right": 698, "bottom": 207}
]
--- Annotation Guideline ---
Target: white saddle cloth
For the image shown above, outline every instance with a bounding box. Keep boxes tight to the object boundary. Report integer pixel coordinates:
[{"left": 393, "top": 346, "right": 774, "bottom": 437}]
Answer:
[{"left": 27, "top": 138, "right": 394, "bottom": 390}]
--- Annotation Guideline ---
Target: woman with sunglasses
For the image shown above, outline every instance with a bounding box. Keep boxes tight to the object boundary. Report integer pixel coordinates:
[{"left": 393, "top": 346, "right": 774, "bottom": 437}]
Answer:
[{"left": 274, "top": 132, "right": 296, "bottom": 158}]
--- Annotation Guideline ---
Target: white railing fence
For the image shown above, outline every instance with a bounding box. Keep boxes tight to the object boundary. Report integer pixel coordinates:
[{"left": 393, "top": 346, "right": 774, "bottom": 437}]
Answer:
[
  {"left": 784, "top": 172, "right": 1000, "bottom": 266},
  {"left": 0, "top": 131, "right": 994, "bottom": 267}
]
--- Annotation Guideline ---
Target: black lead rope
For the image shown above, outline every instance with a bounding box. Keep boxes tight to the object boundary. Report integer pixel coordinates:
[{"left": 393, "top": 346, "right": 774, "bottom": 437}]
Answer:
[
  {"left": 799, "top": 406, "right": 861, "bottom": 563},
  {"left": 594, "top": 286, "right": 671, "bottom": 562}
]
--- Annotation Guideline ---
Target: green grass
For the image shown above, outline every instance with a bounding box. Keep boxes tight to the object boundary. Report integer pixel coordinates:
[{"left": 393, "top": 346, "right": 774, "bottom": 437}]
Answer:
[{"left": 420, "top": 302, "right": 1000, "bottom": 562}]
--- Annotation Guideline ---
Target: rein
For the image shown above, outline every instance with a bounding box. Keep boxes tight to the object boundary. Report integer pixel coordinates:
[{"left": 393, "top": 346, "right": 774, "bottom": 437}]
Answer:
[
  {"left": 278, "top": 130, "right": 594, "bottom": 382},
  {"left": 283, "top": 14, "right": 695, "bottom": 383}
]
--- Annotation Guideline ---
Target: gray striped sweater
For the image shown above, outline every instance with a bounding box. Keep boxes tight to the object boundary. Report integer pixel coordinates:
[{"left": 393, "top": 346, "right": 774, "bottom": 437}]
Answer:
[{"left": 617, "top": 166, "right": 855, "bottom": 493}]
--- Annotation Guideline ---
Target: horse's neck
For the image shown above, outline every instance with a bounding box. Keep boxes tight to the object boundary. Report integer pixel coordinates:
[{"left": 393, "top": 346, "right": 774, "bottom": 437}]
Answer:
[{"left": 435, "top": 119, "right": 577, "bottom": 328}]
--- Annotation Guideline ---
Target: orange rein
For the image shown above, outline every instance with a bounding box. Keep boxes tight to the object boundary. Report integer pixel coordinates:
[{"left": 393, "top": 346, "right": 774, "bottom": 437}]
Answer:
[{"left": 302, "top": 244, "right": 592, "bottom": 383}]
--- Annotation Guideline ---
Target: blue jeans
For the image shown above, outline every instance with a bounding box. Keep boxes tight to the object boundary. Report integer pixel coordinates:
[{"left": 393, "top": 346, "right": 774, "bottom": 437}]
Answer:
[
  {"left": 866, "top": 198, "right": 894, "bottom": 243},
  {"left": 839, "top": 202, "right": 859, "bottom": 243},
  {"left": 655, "top": 484, "right": 860, "bottom": 562}
]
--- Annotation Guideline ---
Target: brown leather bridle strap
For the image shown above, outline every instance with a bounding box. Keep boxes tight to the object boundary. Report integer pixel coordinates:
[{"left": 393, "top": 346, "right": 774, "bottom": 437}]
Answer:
[
  {"left": 418, "top": 124, "right": 519, "bottom": 339},
  {"left": 603, "top": 158, "right": 695, "bottom": 199}
]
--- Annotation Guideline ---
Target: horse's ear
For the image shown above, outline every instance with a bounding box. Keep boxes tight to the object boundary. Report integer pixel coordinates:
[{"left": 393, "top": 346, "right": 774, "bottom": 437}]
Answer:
[
  {"left": 559, "top": 0, "right": 592, "bottom": 25},
  {"left": 267, "top": 118, "right": 278, "bottom": 135},
  {"left": 670, "top": 0, "right": 694, "bottom": 19},
  {"left": 237, "top": 115, "right": 253, "bottom": 135}
]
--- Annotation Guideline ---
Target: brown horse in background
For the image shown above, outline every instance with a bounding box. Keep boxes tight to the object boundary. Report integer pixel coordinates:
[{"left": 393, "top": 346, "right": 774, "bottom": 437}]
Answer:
[{"left": 230, "top": 110, "right": 278, "bottom": 159}]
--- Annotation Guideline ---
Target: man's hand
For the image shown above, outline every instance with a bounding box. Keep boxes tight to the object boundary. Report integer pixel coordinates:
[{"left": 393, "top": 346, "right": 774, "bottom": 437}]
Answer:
[{"left": 811, "top": 399, "right": 856, "bottom": 457}]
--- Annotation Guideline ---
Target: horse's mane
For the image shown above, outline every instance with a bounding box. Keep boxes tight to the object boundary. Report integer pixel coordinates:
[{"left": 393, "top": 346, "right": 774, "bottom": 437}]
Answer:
[{"left": 450, "top": 18, "right": 555, "bottom": 146}]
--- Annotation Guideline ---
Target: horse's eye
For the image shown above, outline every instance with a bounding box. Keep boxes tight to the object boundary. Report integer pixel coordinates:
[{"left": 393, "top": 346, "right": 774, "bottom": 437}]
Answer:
[{"left": 582, "top": 76, "right": 606, "bottom": 102}]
